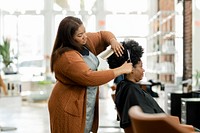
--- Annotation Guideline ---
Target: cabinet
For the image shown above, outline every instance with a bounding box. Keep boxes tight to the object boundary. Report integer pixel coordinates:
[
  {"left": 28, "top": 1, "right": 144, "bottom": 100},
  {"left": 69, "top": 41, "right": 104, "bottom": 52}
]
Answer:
[
  {"left": 146, "top": 11, "right": 177, "bottom": 84},
  {"left": 167, "top": 91, "right": 192, "bottom": 121},
  {"left": 181, "top": 98, "right": 200, "bottom": 129}
]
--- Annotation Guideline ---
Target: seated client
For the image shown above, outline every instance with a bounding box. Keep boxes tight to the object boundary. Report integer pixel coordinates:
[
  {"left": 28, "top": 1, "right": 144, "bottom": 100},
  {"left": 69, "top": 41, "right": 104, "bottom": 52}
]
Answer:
[{"left": 107, "top": 40, "right": 165, "bottom": 133}]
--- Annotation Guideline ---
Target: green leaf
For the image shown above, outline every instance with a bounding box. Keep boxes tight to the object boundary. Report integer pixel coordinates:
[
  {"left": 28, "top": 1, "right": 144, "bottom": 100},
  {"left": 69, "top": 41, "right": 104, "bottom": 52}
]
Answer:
[{"left": 0, "top": 38, "right": 12, "bottom": 67}]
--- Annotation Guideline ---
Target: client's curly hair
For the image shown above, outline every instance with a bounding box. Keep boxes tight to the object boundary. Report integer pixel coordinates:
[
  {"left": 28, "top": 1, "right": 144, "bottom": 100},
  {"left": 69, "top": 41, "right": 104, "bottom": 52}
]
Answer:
[{"left": 107, "top": 39, "right": 144, "bottom": 69}]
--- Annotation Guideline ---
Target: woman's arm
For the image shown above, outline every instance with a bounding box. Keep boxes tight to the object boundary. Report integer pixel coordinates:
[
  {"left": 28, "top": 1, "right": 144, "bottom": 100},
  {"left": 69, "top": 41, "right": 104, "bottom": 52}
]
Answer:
[
  {"left": 86, "top": 31, "right": 123, "bottom": 56},
  {"left": 54, "top": 51, "right": 132, "bottom": 87}
]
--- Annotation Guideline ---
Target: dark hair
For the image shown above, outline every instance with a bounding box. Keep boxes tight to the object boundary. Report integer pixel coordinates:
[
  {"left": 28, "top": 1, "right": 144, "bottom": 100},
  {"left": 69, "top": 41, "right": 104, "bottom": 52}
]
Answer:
[
  {"left": 50, "top": 16, "right": 83, "bottom": 72},
  {"left": 107, "top": 40, "right": 144, "bottom": 69}
]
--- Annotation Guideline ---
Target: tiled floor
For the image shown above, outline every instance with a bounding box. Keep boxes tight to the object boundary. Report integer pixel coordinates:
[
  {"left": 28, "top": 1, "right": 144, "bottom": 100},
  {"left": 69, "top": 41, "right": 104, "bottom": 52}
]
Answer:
[{"left": 0, "top": 89, "right": 165, "bottom": 133}]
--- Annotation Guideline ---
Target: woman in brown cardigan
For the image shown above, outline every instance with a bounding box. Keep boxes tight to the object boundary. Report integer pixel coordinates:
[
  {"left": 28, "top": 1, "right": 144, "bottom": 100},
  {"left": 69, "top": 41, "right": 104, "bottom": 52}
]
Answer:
[{"left": 48, "top": 16, "right": 133, "bottom": 133}]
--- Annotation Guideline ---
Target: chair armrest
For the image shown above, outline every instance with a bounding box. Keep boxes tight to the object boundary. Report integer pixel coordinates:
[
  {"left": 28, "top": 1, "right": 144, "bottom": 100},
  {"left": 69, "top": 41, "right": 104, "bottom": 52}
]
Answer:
[
  {"left": 168, "top": 115, "right": 180, "bottom": 123},
  {"left": 180, "top": 124, "right": 195, "bottom": 132},
  {"left": 169, "top": 115, "right": 196, "bottom": 132}
]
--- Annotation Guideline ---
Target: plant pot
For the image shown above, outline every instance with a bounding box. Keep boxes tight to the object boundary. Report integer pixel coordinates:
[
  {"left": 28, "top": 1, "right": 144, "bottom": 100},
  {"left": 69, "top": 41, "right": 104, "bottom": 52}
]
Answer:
[{"left": 3, "top": 64, "right": 17, "bottom": 75}]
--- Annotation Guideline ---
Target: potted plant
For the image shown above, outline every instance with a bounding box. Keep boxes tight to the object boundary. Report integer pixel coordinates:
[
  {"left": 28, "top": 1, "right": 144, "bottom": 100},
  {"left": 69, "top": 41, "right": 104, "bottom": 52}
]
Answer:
[{"left": 0, "top": 38, "right": 16, "bottom": 74}]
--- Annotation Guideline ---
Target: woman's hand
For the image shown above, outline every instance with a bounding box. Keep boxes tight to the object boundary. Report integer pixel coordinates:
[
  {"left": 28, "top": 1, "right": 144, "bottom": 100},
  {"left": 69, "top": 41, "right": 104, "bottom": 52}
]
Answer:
[
  {"left": 113, "top": 61, "right": 133, "bottom": 77},
  {"left": 110, "top": 38, "right": 124, "bottom": 57},
  {"left": 119, "top": 61, "right": 133, "bottom": 74}
]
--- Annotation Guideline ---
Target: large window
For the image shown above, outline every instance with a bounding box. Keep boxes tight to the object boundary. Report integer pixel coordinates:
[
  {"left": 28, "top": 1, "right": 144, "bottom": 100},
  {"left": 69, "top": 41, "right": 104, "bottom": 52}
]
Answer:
[
  {"left": 55, "top": 14, "right": 96, "bottom": 33},
  {"left": 0, "top": 0, "right": 149, "bottom": 75},
  {"left": 106, "top": 14, "right": 148, "bottom": 37},
  {"left": 54, "top": 0, "right": 96, "bottom": 11},
  {"left": 3, "top": 15, "right": 44, "bottom": 62},
  {"left": 104, "top": 0, "right": 148, "bottom": 13},
  {"left": 0, "top": 0, "right": 44, "bottom": 11}
]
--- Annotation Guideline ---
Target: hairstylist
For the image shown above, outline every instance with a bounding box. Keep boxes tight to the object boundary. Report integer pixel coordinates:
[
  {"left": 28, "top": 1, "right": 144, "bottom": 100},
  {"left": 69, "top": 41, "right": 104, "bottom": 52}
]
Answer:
[{"left": 48, "top": 16, "right": 133, "bottom": 133}]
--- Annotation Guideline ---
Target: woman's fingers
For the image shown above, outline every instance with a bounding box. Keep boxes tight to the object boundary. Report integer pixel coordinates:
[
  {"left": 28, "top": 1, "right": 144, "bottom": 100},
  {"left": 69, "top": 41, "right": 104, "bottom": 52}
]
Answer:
[{"left": 113, "top": 43, "right": 124, "bottom": 57}]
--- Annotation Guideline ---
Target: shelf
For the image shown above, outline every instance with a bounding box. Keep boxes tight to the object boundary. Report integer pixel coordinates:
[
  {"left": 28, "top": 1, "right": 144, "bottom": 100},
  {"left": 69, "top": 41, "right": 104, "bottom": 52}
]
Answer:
[
  {"left": 160, "top": 12, "right": 176, "bottom": 25},
  {"left": 147, "top": 51, "right": 176, "bottom": 56},
  {"left": 147, "top": 31, "right": 175, "bottom": 40},
  {"left": 147, "top": 31, "right": 162, "bottom": 40},
  {"left": 146, "top": 69, "right": 175, "bottom": 75},
  {"left": 162, "top": 32, "right": 175, "bottom": 39},
  {"left": 146, "top": 10, "right": 177, "bottom": 84},
  {"left": 149, "top": 10, "right": 177, "bottom": 24}
]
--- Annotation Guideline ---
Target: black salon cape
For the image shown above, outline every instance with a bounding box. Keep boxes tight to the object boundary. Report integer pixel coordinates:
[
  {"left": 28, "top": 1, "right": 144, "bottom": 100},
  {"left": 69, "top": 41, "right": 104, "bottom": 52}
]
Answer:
[{"left": 115, "top": 79, "right": 165, "bottom": 128}]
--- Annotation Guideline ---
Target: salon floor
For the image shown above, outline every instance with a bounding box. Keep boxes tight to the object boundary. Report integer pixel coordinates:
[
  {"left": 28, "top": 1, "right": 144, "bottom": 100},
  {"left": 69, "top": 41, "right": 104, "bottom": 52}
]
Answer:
[{"left": 0, "top": 89, "right": 165, "bottom": 133}]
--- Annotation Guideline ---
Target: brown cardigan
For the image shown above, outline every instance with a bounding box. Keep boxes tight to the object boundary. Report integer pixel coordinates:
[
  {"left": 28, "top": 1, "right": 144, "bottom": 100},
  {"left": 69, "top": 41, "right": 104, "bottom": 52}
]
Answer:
[{"left": 48, "top": 31, "right": 116, "bottom": 133}]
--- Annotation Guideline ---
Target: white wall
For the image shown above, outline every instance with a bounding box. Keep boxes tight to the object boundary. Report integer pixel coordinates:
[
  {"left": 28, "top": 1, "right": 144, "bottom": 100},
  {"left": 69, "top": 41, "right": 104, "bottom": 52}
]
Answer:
[{"left": 192, "top": 0, "right": 200, "bottom": 85}]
